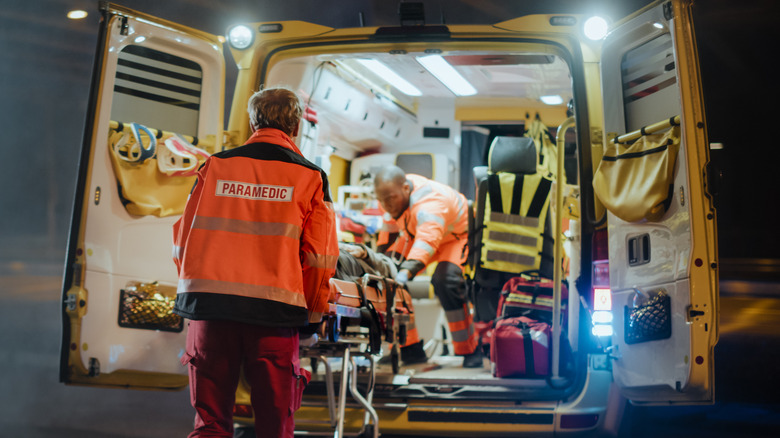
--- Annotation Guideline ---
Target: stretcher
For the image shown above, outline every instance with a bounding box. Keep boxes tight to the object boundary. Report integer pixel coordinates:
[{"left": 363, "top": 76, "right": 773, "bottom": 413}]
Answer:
[{"left": 299, "top": 273, "right": 415, "bottom": 438}]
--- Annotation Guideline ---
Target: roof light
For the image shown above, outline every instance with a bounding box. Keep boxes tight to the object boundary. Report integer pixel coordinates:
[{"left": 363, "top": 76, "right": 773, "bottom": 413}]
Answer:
[
  {"left": 417, "top": 55, "right": 476, "bottom": 96},
  {"left": 356, "top": 59, "right": 422, "bottom": 96},
  {"left": 67, "top": 10, "right": 88, "bottom": 20},
  {"left": 540, "top": 95, "right": 564, "bottom": 105},
  {"left": 227, "top": 25, "right": 254, "bottom": 50},
  {"left": 583, "top": 16, "right": 609, "bottom": 41}
]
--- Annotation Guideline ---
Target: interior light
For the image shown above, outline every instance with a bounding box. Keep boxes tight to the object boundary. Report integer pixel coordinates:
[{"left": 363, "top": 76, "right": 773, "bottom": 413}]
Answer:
[
  {"left": 540, "top": 95, "right": 564, "bottom": 105},
  {"left": 583, "top": 16, "right": 609, "bottom": 41},
  {"left": 592, "top": 324, "right": 613, "bottom": 337},
  {"left": 653, "top": 22, "right": 665, "bottom": 29},
  {"left": 134, "top": 36, "right": 146, "bottom": 44},
  {"left": 67, "top": 10, "right": 88, "bottom": 20},
  {"left": 417, "top": 55, "right": 476, "bottom": 96},
  {"left": 356, "top": 59, "right": 422, "bottom": 96},
  {"left": 228, "top": 25, "right": 254, "bottom": 50}
]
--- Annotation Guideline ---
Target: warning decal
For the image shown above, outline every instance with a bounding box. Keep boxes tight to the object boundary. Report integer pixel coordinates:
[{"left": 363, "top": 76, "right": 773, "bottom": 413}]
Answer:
[{"left": 216, "top": 180, "right": 293, "bottom": 202}]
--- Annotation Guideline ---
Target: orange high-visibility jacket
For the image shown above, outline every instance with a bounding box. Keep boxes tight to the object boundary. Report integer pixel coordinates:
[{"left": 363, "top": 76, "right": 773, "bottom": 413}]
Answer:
[
  {"left": 173, "top": 128, "right": 338, "bottom": 327},
  {"left": 387, "top": 174, "right": 469, "bottom": 273}
]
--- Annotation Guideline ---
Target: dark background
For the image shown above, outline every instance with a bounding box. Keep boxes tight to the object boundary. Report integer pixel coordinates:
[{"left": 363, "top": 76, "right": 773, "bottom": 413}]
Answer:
[{"left": 1, "top": 0, "right": 778, "bottom": 273}]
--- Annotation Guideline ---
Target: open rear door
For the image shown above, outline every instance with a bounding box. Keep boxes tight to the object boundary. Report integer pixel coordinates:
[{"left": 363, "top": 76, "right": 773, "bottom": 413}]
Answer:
[
  {"left": 598, "top": 0, "right": 718, "bottom": 404},
  {"left": 60, "top": 3, "right": 224, "bottom": 389}
]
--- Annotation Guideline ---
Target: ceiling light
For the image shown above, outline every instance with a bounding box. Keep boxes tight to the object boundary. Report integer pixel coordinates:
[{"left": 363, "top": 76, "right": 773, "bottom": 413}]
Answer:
[
  {"left": 417, "top": 55, "right": 476, "bottom": 96},
  {"left": 356, "top": 59, "right": 422, "bottom": 96},
  {"left": 540, "top": 95, "right": 564, "bottom": 105},
  {"left": 67, "top": 10, "right": 88, "bottom": 20}
]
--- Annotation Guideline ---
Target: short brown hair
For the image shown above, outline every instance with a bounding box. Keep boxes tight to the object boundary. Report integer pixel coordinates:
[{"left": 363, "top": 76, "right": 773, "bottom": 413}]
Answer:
[{"left": 247, "top": 87, "right": 303, "bottom": 136}]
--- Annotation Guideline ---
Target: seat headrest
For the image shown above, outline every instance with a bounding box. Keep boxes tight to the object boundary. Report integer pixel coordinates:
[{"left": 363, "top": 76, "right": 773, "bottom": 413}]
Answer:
[{"left": 488, "top": 136, "right": 537, "bottom": 174}]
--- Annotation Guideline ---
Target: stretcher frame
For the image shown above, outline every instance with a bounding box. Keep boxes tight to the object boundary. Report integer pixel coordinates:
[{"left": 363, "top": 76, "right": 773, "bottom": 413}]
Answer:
[{"left": 298, "top": 273, "right": 414, "bottom": 438}]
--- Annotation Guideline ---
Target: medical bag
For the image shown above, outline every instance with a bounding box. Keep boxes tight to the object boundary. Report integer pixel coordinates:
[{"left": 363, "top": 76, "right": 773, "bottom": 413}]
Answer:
[
  {"left": 490, "top": 316, "right": 550, "bottom": 378},
  {"left": 497, "top": 274, "right": 568, "bottom": 319}
]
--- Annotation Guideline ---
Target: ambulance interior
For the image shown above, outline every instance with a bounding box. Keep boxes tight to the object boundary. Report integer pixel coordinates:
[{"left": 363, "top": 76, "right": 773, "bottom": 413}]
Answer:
[
  {"left": 258, "top": 48, "right": 585, "bottom": 400},
  {"left": 94, "top": 37, "right": 587, "bottom": 402}
]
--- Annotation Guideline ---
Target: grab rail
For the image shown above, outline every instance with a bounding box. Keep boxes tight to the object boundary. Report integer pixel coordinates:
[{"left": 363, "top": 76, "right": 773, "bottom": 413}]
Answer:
[
  {"left": 552, "top": 116, "right": 575, "bottom": 380},
  {"left": 612, "top": 115, "right": 680, "bottom": 145}
]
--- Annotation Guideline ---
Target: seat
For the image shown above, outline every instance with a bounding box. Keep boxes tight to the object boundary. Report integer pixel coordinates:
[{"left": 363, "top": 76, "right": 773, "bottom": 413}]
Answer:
[{"left": 468, "top": 136, "right": 555, "bottom": 320}]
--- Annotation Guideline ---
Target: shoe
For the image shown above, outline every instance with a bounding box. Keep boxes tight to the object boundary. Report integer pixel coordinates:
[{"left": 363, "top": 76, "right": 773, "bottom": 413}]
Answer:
[
  {"left": 462, "top": 348, "right": 484, "bottom": 368},
  {"left": 400, "top": 340, "right": 428, "bottom": 365}
]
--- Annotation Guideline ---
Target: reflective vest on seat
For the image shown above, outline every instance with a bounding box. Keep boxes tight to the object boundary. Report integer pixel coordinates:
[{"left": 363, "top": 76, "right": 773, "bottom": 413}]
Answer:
[{"left": 480, "top": 171, "right": 554, "bottom": 277}]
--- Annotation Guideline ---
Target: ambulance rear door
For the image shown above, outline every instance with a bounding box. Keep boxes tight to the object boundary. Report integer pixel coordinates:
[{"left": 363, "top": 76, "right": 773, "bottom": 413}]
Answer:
[
  {"left": 60, "top": 3, "right": 224, "bottom": 389},
  {"left": 599, "top": 0, "right": 719, "bottom": 404}
]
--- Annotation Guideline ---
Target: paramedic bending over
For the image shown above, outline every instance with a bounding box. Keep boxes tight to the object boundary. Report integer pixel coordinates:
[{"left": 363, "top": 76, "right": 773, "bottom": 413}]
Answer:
[
  {"left": 374, "top": 165, "right": 483, "bottom": 368},
  {"left": 172, "top": 87, "right": 338, "bottom": 437}
]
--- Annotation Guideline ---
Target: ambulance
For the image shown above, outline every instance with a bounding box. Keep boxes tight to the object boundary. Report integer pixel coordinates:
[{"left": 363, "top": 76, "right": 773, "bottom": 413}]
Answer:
[{"left": 60, "top": 0, "right": 719, "bottom": 436}]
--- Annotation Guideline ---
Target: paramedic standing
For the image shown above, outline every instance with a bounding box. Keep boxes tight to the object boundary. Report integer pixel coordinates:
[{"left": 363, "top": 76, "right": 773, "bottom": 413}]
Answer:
[
  {"left": 373, "top": 165, "right": 483, "bottom": 368},
  {"left": 172, "top": 87, "right": 338, "bottom": 437}
]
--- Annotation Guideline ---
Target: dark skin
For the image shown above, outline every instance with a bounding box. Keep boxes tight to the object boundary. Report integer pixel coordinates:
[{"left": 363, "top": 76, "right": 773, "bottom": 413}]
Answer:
[{"left": 373, "top": 165, "right": 415, "bottom": 280}]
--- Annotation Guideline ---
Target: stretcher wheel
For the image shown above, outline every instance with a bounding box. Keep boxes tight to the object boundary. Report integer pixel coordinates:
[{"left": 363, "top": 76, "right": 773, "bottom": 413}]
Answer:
[{"left": 327, "top": 317, "right": 339, "bottom": 342}]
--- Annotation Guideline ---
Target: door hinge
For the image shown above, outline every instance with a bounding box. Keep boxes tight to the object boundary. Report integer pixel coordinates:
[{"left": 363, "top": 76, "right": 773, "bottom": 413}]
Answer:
[
  {"left": 663, "top": 2, "right": 674, "bottom": 21},
  {"left": 119, "top": 16, "right": 129, "bottom": 36}
]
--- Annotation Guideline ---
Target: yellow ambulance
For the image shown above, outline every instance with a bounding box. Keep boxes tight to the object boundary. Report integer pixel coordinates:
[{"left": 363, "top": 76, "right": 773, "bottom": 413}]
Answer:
[{"left": 60, "top": 0, "right": 719, "bottom": 435}]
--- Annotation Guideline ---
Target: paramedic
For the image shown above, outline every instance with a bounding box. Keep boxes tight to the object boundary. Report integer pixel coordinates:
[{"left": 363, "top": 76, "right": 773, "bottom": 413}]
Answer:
[
  {"left": 373, "top": 166, "right": 483, "bottom": 368},
  {"left": 172, "top": 87, "right": 338, "bottom": 437}
]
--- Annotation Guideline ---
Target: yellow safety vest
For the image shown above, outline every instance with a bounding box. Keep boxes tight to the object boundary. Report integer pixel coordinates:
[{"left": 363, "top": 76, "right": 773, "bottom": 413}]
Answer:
[{"left": 480, "top": 171, "right": 553, "bottom": 274}]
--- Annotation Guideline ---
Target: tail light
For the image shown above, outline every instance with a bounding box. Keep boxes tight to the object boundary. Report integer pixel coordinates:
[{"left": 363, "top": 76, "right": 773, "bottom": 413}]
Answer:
[{"left": 591, "top": 229, "right": 613, "bottom": 337}]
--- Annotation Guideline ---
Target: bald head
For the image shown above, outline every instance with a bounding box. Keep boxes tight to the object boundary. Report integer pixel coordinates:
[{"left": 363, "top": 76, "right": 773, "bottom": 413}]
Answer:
[{"left": 373, "top": 165, "right": 411, "bottom": 220}]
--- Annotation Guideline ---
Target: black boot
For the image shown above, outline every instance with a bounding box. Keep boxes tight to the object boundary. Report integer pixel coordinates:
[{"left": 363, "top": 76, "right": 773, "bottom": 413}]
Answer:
[
  {"left": 400, "top": 340, "right": 428, "bottom": 365},
  {"left": 462, "top": 347, "right": 484, "bottom": 368}
]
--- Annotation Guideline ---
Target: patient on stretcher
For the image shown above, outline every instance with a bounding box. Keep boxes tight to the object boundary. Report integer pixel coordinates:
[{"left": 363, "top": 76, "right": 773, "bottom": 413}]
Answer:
[{"left": 333, "top": 243, "right": 428, "bottom": 365}]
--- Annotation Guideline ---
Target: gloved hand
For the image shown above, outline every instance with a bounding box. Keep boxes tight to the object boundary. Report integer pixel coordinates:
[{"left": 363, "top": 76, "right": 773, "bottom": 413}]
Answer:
[{"left": 395, "top": 269, "right": 410, "bottom": 286}]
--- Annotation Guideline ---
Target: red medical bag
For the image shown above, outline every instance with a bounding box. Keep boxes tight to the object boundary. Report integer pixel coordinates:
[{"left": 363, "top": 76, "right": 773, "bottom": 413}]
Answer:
[
  {"left": 490, "top": 316, "right": 550, "bottom": 378},
  {"left": 497, "top": 275, "right": 568, "bottom": 318}
]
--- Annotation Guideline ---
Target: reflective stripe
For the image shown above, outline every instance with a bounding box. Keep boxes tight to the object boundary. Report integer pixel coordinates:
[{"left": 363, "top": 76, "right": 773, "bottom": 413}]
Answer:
[
  {"left": 486, "top": 250, "right": 536, "bottom": 266},
  {"left": 450, "top": 326, "right": 473, "bottom": 342},
  {"left": 489, "top": 211, "right": 540, "bottom": 228},
  {"left": 173, "top": 245, "right": 182, "bottom": 260},
  {"left": 302, "top": 251, "right": 339, "bottom": 269},
  {"left": 178, "top": 278, "right": 306, "bottom": 307},
  {"left": 445, "top": 308, "right": 467, "bottom": 324},
  {"left": 416, "top": 209, "right": 445, "bottom": 227},
  {"left": 192, "top": 215, "right": 301, "bottom": 239},
  {"left": 410, "top": 184, "right": 433, "bottom": 205},
  {"left": 487, "top": 230, "right": 538, "bottom": 247},
  {"left": 411, "top": 240, "right": 435, "bottom": 256}
]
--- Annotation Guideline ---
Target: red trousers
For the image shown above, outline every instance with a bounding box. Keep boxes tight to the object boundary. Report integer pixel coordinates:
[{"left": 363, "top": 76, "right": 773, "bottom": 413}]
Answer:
[{"left": 181, "top": 320, "right": 306, "bottom": 438}]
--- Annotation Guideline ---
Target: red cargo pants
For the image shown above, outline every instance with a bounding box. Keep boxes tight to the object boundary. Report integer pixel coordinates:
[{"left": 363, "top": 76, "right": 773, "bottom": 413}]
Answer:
[{"left": 181, "top": 320, "right": 306, "bottom": 438}]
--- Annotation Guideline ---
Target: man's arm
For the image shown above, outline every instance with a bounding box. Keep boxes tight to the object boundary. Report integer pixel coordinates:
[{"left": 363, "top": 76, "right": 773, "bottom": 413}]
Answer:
[
  {"left": 172, "top": 160, "right": 209, "bottom": 273},
  {"left": 300, "top": 172, "right": 339, "bottom": 323}
]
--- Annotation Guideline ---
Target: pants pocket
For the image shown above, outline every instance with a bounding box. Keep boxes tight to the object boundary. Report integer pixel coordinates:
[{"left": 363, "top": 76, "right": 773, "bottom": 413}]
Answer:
[{"left": 290, "top": 363, "right": 311, "bottom": 414}]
